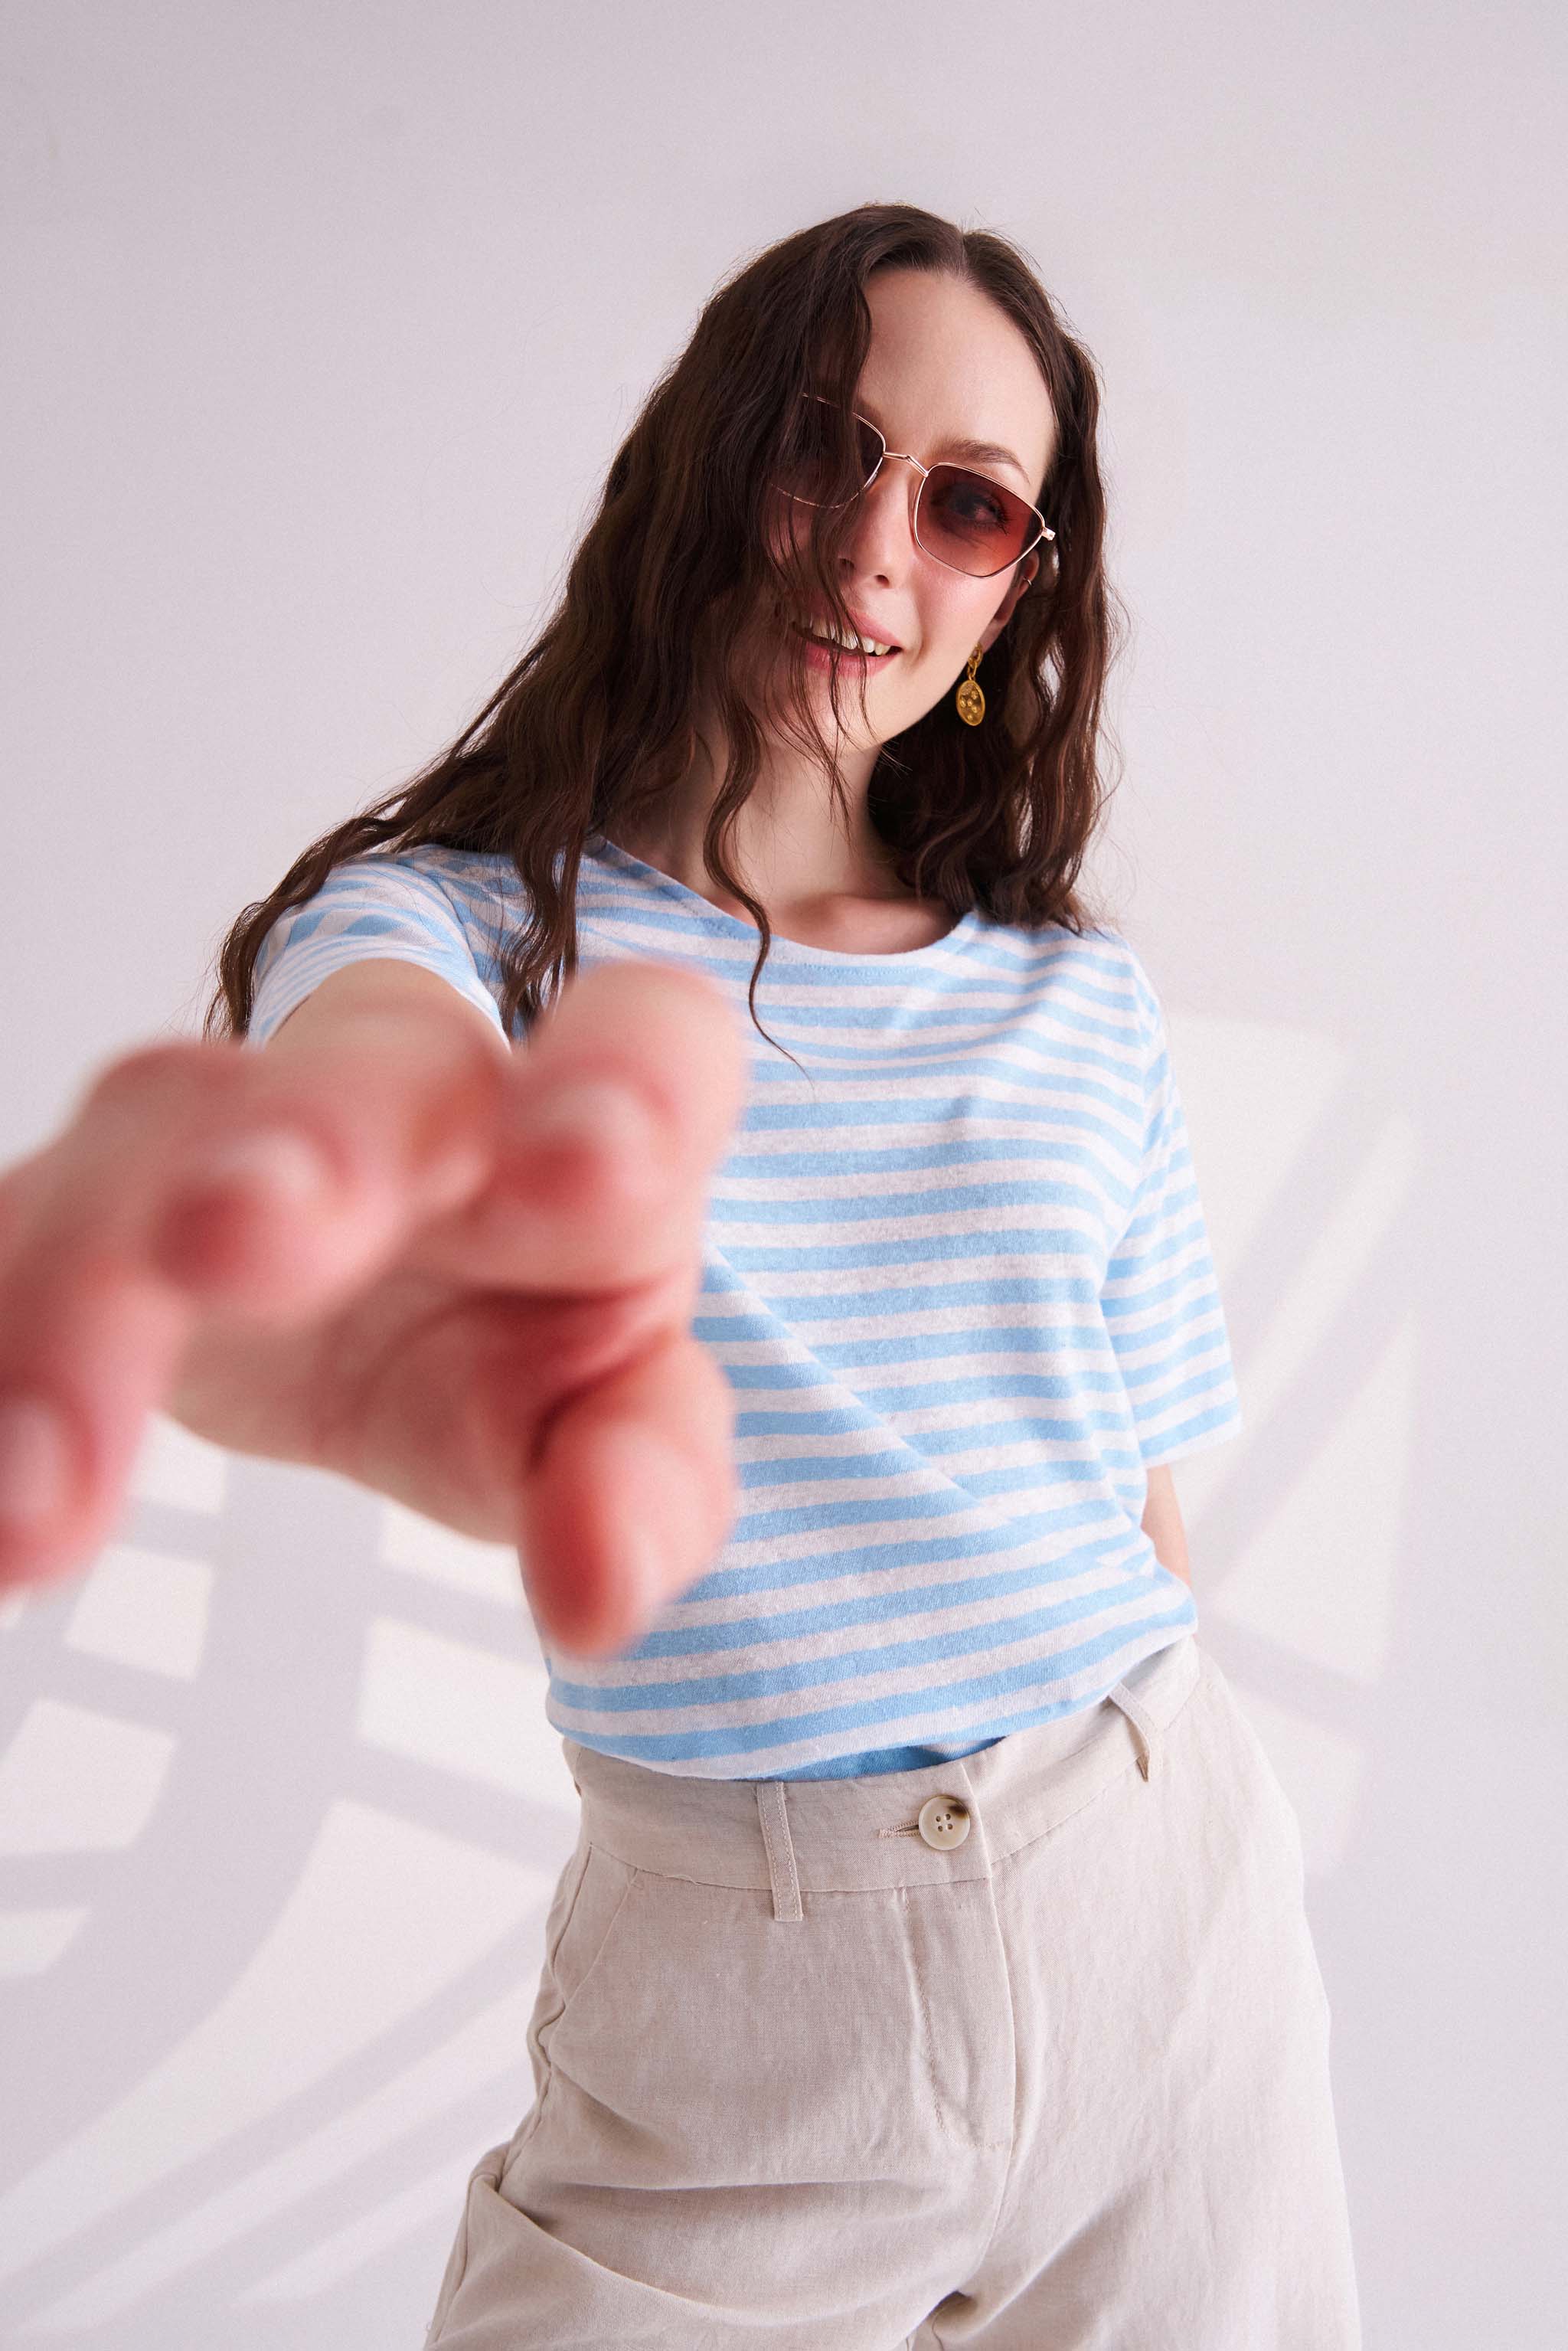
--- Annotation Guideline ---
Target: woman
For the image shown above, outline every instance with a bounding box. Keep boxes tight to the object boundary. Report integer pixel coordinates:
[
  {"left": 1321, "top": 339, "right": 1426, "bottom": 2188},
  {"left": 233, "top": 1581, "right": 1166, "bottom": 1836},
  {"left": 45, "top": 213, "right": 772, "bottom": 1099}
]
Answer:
[{"left": 0, "top": 204, "right": 1359, "bottom": 2346}]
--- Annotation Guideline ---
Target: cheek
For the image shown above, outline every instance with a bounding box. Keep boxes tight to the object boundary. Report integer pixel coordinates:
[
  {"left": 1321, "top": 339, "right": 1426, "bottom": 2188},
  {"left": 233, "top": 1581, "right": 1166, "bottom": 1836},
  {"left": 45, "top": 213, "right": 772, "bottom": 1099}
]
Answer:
[
  {"left": 766, "top": 492, "right": 828, "bottom": 584},
  {"left": 914, "top": 587, "right": 996, "bottom": 672},
  {"left": 764, "top": 499, "right": 798, "bottom": 570}
]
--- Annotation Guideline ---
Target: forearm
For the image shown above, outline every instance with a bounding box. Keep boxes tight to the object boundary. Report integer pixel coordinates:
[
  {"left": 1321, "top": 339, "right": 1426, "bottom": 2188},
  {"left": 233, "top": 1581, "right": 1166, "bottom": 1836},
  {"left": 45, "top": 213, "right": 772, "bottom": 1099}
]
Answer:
[{"left": 1141, "top": 1463, "right": 1191, "bottom": 1584}]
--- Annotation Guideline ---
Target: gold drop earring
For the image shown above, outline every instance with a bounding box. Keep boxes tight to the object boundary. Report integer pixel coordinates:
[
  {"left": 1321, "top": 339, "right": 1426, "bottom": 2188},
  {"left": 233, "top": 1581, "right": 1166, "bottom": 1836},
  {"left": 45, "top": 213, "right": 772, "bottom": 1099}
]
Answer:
[{"left": 955, "top": 643, "right": 985, "bottom": 727}]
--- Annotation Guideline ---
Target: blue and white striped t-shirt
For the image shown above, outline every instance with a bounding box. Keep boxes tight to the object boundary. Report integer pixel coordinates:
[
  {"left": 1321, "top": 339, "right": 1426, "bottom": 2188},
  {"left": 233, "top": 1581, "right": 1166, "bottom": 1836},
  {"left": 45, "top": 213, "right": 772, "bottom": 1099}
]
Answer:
[{"left": 247, "top": 835, "right": 1243, "bottom": 1780}]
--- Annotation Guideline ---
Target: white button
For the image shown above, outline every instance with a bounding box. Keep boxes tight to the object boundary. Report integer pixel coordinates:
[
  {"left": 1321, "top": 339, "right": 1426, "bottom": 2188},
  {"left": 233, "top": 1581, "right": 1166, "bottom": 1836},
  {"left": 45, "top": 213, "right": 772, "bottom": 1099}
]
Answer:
[{"left": 917, "top": 1794, "right": 971, "bottom": 1849}]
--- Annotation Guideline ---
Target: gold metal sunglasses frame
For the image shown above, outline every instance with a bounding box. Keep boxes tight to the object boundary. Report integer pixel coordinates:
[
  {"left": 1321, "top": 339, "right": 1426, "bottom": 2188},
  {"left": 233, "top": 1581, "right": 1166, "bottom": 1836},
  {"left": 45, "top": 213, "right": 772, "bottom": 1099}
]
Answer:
[{"left": 780, "top": 394, "right": 1056, "bottom": 580}]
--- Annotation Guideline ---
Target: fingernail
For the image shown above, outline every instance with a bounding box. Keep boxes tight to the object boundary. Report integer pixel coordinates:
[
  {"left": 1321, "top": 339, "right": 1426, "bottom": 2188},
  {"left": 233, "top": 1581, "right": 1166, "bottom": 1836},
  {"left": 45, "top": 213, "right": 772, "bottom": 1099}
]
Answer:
[
  {"left": 182, "top": 1130, "right": 332, "bottom": 1206},
  {"left": 0, "top": 1397, "right": 73, "bottom": 1530},
  {"left": 526, "top": 1081, "right": 661, "bottom": 1162}
]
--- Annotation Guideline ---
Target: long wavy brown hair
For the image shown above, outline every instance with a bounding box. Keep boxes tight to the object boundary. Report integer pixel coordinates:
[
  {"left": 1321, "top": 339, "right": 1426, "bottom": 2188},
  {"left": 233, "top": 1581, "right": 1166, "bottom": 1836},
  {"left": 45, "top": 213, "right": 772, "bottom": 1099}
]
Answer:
[{"left": 206, "top": 201, "right": 1129, "bottom": 1049}]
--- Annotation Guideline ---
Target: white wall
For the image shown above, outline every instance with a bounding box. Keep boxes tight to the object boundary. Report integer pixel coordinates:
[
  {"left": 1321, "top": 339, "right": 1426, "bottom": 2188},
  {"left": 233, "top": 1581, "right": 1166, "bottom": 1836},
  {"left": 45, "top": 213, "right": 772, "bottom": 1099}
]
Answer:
[{"left": 2, "top": 2, "right": 1563, "bottom": 2343}]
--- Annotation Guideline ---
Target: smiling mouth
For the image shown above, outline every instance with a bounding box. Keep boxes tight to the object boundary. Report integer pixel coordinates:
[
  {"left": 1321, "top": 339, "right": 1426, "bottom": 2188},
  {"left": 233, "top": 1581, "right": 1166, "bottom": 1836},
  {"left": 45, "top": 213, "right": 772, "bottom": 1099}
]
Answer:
[{"left": 789, "top": 617, "right": 901, "bottom": 662}]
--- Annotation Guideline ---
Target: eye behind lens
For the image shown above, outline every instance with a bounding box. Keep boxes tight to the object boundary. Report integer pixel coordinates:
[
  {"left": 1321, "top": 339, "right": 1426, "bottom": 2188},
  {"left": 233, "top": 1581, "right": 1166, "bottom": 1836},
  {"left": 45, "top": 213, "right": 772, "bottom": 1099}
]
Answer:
[{"left": 920, "top": 469, "right": 1032, "bottom": 572}]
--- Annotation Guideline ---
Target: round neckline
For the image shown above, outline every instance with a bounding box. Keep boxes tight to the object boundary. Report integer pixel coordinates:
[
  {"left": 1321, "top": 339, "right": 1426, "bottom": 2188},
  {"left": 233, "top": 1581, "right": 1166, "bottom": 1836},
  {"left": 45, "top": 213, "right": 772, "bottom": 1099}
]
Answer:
[{"left": 586, "top": 835, "right": 982, "bottom": 965}]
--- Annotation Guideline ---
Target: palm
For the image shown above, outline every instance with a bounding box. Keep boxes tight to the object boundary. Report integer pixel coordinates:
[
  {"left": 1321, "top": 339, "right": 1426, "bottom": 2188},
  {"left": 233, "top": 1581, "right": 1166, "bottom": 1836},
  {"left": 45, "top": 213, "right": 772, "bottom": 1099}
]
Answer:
[{"left": 169, "top": 1246, "right": 730, "bottom": 1655}]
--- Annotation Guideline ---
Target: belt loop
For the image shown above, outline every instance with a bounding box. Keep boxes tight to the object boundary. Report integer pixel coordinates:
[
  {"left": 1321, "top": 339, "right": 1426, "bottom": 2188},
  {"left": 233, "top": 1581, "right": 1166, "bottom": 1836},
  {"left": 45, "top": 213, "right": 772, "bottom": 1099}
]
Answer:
[
  {"left": 1106, "top": 1679, "right": 1159, "bottom": 1780},
  {"left": 756, "top": 1780, "right": 802, "bottom": 1921}
]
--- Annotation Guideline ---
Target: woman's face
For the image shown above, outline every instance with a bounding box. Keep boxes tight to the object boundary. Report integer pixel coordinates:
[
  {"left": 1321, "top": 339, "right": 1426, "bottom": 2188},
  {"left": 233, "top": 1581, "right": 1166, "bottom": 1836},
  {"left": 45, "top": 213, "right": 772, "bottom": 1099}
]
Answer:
[{"left": 761, "top": 266, "right": 1059, "bottom": 747}]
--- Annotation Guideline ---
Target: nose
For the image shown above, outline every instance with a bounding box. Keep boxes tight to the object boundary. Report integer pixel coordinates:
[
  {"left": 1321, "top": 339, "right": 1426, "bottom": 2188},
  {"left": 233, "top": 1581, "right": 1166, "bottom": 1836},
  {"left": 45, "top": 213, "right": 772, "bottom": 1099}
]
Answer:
[{"left": 841, "top": 453, "right": 919, "bottom": 582}]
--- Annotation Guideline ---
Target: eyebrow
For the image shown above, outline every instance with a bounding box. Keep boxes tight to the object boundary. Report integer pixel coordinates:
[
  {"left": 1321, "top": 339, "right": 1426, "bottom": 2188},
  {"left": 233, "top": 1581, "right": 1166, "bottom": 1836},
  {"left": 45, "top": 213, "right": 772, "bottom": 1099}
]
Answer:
[
  {"left": 939, "top": 435, "right": 1031, "bottom": 486},
  {"left": 858, "top": 404, "right": 1032, "bottom": 489}
]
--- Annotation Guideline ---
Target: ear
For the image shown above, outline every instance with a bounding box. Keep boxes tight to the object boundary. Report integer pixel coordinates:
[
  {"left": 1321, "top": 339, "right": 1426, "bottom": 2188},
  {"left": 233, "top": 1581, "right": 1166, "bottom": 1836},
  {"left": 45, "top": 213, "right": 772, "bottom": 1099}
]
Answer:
[{"left": 978, "top": 549, "right": 1039, "bottom": 654}]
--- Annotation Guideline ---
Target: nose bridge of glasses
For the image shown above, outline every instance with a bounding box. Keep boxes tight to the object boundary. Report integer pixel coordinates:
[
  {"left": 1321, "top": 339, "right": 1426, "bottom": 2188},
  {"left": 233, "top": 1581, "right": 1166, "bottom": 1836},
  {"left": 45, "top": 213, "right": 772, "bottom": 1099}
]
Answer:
[
  {"left": 854, "top": 447, "right": 927, "bottom": 561},
  {"left": 859, "top": 443, "right": 927, "bottom": 543},
  {"left": 871, "top": 443, "right": 930, "bottom": 482}
]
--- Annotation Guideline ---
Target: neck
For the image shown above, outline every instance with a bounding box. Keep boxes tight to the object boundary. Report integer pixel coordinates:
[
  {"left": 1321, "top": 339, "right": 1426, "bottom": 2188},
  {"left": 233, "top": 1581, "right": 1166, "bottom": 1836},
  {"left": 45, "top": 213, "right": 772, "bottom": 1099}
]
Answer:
[{"left": 609, "top": 709, "right": 914, "bottom": 917}]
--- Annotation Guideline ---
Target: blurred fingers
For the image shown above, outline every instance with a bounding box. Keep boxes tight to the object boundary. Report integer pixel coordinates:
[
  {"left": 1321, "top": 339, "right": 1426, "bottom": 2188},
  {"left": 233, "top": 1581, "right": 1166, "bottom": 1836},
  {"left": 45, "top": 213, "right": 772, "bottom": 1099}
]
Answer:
[{"left": 514, "top": 1324, "right": 738, "bottom": 1659}]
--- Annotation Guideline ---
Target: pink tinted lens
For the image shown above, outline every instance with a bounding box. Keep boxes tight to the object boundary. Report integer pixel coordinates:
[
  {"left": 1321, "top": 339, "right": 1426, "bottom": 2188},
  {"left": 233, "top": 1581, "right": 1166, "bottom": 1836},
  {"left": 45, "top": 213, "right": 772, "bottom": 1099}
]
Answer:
[
  {"left": 919, "top": 465, "right": 1037, "bottom": 574},
  {"left": 776, "top": 399, "right": 881, "bottom": 505}
]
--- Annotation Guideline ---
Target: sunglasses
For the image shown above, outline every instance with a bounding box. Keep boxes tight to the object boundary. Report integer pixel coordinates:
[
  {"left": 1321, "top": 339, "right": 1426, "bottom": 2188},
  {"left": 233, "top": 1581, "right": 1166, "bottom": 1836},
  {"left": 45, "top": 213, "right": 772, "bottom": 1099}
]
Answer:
[{"left": 774, "top": 394, "right": 1054, "bottom": 581}]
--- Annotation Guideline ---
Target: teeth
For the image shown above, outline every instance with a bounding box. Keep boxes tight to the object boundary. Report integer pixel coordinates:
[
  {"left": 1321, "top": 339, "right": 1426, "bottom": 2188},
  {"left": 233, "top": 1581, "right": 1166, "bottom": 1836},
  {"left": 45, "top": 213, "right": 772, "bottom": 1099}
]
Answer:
[{"left": 795, "top": 613, "right": 895, "bottom": 658}]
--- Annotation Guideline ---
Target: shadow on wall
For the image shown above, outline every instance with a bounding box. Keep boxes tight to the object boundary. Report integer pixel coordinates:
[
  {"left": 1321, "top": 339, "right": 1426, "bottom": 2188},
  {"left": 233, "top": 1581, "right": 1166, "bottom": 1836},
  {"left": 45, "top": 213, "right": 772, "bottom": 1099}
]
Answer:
[{"left": 0, "top": 1429, "right": 578, "bottom": 2345}]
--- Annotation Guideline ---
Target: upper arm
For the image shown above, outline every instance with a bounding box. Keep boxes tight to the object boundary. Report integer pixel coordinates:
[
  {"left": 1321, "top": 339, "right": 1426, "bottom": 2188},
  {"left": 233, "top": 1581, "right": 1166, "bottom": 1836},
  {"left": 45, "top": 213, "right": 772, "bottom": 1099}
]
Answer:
[
  {"left": 243, "top": 851, "right": 513, "bottom": 1055},
  {"left": 1100, "top": 943, "right": 1243, "bottom": 1469},
  {"left": 264, "top": 956, "right": 514, "bottom": 1066}
]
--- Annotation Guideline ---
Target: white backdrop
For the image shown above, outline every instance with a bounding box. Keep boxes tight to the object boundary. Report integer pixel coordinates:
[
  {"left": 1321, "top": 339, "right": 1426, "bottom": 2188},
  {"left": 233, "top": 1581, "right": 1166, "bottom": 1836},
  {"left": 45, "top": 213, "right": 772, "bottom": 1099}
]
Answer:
[{"left": 2, "top": 3, "right": 1564, "bottom": 2343}]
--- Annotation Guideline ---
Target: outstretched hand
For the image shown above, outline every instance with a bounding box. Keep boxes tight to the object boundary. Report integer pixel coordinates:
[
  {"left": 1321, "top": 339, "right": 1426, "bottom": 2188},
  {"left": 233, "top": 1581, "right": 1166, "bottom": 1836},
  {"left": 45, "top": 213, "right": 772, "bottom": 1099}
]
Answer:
[{"left": 0, "top": 956, "right": 749, "bottom": 1659}]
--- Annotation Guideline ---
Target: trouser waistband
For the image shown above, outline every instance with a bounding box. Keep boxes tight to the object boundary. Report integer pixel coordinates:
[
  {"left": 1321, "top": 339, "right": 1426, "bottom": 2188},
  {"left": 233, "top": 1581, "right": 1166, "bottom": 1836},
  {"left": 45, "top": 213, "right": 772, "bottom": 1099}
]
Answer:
[{"left": 562, "top": 1633, "right": 1204, "bottom": 1921}]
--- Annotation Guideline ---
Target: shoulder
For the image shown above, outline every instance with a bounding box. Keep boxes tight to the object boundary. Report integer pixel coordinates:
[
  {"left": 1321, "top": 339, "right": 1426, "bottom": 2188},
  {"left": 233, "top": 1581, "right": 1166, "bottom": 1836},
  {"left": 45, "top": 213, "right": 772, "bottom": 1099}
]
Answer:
[
  {"left": 304, "top": 844, "right": 523, "bottom": 947},
  {"left": 995, "top": 917, "right": 1159, "bottom": 1034},
  {"left": 1070, "top": 918, "right": 1155, "bottom": 994},
  {"left": 253, "top": 845, "right": 524, "bottom": 988},
  {"left": 1071, "top": 921, "right": 1165, "bottom": 1048},
  {"left": 363, "top": 842, "right": 519, "bottom": 915}
]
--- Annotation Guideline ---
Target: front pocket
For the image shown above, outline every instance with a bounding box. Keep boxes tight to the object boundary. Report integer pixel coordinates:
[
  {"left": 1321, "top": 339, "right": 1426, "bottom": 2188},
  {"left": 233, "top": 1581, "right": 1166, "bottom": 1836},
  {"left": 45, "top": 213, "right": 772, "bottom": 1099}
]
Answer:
[
  {"left": 542, "top": 1839, "right": 591, "bottom": 1980},
  {"left": 548, "top": 1843, "right": 641, "bottom": 2021},
  {"left": 506, "top": 1843, "right": 643, "bottom": 2179},
  {"left": 532, "top": 1872, "right": 966, "bottom": 2191}
]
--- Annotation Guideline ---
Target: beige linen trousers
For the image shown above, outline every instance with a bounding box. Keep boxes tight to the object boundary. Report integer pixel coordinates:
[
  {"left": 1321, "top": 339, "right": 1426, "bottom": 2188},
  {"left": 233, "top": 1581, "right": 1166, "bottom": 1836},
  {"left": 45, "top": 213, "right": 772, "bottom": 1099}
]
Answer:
[{"left": 424, "top": 1633, "right": 1361, "bottom": 2348}]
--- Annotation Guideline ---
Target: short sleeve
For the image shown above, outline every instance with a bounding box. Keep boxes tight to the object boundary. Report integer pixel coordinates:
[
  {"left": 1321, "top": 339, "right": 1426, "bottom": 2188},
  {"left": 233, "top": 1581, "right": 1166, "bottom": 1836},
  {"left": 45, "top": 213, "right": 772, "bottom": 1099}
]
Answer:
[
  {"left": 244, "top": 851, "right": 509, "bottom": 1051},
  {"left": 1099, "top": 952, "right": 1244, "bottom": 1467}
]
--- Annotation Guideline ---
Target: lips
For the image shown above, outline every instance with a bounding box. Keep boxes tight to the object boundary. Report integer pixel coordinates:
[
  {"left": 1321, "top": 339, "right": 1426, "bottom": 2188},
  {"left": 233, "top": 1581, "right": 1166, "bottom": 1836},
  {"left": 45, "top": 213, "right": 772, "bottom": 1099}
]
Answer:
[
  {"left": 792, "top": 607, "right": 903, "bottom": 655},
  {"left": 791, "top": 620, "right": 900, "bottom": 666}
]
